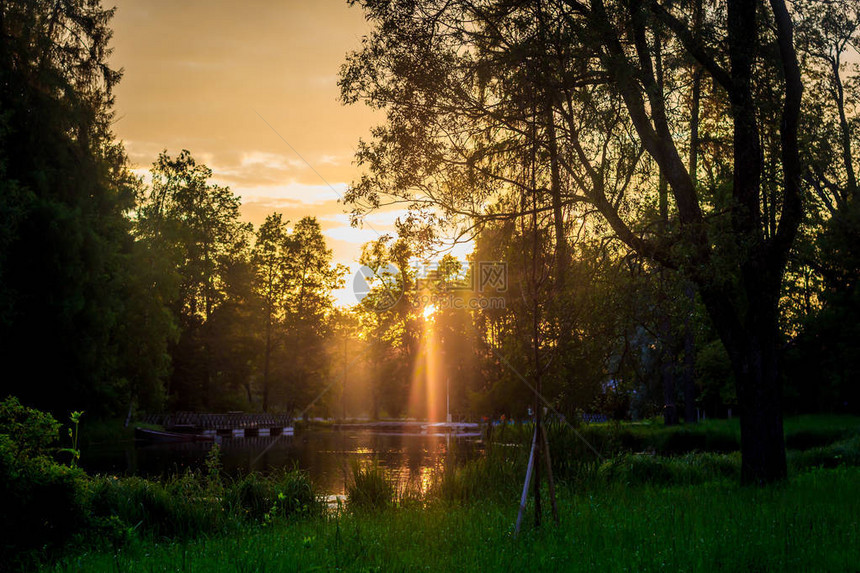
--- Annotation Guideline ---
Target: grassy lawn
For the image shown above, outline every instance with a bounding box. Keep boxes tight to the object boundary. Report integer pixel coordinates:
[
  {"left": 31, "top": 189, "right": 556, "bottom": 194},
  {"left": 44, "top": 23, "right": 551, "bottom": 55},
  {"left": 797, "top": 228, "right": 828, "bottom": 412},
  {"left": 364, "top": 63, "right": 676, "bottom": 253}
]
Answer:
[{"left": 48, "top": 467, "right": 860, "bottom": 572}]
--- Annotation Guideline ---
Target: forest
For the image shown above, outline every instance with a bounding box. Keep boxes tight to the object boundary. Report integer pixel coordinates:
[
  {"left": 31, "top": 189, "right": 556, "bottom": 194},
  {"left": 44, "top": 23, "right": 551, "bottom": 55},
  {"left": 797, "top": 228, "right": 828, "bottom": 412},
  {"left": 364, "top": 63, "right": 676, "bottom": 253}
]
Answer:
[
  {"left": 3, "top": 0, "right": 858, "bottom": 470},
  {"left": 1, "top": 0, "right": 860, "bottom": 569}
]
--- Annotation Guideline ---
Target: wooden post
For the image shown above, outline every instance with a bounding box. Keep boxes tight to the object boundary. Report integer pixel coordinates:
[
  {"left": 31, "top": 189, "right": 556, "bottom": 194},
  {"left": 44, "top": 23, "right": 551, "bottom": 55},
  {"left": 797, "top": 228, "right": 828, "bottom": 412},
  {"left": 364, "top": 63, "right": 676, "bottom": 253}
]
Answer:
[
  {"left": 540, "top": 423, "right": 559, "bottom": 524},
  {"left": 533, "top": 416, "right": 542, "bottom": 528},
  {"left": 514, "top": 426, "right": 538, "bottom": 535}
]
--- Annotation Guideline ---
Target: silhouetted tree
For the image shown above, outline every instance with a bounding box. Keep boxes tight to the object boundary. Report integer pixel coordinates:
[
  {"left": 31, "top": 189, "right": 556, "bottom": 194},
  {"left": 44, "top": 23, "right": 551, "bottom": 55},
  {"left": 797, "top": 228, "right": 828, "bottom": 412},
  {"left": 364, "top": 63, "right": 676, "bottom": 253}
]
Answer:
[
  {"left": 342, "top": 0, "right": 806, "bottom": 483},
  {"left": 0, "top": 0, "right": 152, "bottom": 415}
]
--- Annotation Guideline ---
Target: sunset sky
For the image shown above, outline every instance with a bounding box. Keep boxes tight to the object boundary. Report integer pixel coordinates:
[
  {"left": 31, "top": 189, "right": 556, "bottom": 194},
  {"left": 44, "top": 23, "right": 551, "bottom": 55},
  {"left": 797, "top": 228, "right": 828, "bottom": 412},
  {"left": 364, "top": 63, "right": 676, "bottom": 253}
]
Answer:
[{"left": 109, "top": 0, "right": 402, "bottom": 304}]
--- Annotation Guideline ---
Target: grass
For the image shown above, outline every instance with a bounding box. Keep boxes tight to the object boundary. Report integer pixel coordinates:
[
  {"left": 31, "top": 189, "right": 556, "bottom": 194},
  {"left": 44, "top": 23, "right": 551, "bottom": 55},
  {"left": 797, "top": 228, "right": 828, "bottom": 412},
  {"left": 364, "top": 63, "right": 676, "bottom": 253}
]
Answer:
[
  {"left": 346, "top": 461, "right": 394, "bottom": 510},
  {"left": 535, "top": 414, "right": 860, "bottom": 459},
  {"left": 783, "top": 415, "right": 860, "bottom": 449},
  {"left": 46, "top": 467, "right": 860, "bottom": 572},
  {"left": 28, "top": 414, "right": 860, "bottom": 571}
]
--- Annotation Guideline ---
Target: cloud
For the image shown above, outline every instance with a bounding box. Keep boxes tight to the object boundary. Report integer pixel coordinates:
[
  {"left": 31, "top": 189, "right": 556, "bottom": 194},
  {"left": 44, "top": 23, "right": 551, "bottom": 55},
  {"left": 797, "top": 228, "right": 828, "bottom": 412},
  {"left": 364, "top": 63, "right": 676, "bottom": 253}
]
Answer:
[
  {"left": 109, "top": 0, "right": 394, "bottom": 286},
  {"left": 239, "top": 197, "right": 348, "bottom": 227},
  {"left": 231, "top": 182, "right": 349, "bottom": 203}
]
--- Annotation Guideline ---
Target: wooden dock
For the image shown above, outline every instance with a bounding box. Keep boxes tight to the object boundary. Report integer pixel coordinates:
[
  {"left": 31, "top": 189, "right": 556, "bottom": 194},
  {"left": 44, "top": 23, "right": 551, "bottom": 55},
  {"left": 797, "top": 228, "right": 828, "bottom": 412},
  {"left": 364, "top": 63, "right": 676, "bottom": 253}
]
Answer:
[
  {"left": 331, "top": 420, "right": 481, "bottom": 436},
  {"left": 141, "top": 412, "right": 294, "bottom": 438}
]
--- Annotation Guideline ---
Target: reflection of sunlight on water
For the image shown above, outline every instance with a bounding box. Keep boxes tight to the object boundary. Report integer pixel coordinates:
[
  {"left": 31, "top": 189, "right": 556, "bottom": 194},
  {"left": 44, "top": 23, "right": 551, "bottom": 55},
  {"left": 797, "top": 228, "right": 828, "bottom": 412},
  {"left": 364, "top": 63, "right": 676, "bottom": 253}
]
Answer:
[
  {"left": 335, "top": 435, "right": 461, "bottom": 500},
  {"left": 326, "top": 463, "right": 441, "bottom": 513},
  {"left": 418, "top": 465, "right": 438, "bottom": 495},
  {"left": 386, "top": 458, "right": 444, "bottom": 497}
]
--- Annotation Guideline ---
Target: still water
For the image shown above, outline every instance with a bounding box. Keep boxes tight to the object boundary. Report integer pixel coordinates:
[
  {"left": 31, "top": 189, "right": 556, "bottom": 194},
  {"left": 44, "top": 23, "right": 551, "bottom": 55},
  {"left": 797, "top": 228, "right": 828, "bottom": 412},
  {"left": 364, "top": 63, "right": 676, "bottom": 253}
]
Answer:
[{"left": 82, "top": 429, "right": 483, "bottom": 496}]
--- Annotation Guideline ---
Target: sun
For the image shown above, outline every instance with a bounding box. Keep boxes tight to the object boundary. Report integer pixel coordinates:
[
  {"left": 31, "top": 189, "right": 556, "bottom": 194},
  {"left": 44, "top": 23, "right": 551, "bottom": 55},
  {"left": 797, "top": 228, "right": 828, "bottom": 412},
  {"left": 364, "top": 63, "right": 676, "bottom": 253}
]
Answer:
[{"left": 423, "top": 304, "right": 437, "bottom": 320}]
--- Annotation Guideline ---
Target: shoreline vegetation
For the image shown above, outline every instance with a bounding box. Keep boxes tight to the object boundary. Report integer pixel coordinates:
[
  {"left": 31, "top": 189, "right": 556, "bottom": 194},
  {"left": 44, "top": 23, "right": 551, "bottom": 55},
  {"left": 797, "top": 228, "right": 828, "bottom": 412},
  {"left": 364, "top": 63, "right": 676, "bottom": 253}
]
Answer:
[
  {"left": 2, "top": 398, "right": 858, "bottom": 571},
  {"left": 48, "top": 468, "right": 860, "bottom": 572}
]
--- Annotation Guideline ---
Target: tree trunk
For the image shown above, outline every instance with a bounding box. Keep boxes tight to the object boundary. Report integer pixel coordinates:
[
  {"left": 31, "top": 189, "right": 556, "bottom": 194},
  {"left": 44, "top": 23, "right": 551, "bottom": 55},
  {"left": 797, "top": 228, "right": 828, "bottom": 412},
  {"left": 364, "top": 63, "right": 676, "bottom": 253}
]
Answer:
[
  {"left": 684, "top": 3, "right": 701, "bottom": 424},
  {"left": 700, "top": 281, "right": 787, "bottom": 484},
  {"left": 832, "top": 54, "right": 857, "bottom": 202},
  {"left": 657, "top": 168, "right": 677, "bottom": 426},
  {"left": 683, "top": 283, "right": 697, "bottom": 424},
  {"left": 659, "top": 309, "right": 678, "bottom": 426},
  {"left": 733, "top": 333, "right": 787, "bottom": 484},
  {"left": 262, "top": 312, "right": 272, "bottom": 413},
  {"left": 546, "top": 105, "right": 566, "bottom": 290}
]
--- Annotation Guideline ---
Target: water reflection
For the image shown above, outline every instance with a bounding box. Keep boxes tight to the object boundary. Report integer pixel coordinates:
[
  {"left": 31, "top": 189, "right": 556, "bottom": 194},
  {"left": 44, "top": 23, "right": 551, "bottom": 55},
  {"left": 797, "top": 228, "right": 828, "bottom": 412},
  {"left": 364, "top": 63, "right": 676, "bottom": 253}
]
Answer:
[{"left": 83, "top": 429, "right": 482, "bottom": 496}]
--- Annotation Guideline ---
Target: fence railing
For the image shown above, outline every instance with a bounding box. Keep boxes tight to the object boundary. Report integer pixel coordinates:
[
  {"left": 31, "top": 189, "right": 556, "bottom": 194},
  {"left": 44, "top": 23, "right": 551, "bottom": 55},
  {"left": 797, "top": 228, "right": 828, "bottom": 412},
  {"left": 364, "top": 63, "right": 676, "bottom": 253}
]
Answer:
[{"left": 141, "top": 412, "right": 293, "bottom": 429}]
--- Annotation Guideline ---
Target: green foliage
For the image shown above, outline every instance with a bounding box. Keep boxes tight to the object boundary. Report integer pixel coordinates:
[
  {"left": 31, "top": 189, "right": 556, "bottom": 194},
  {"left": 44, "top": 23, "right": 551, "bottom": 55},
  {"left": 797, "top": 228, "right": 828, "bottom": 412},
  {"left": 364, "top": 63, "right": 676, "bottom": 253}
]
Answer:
[
  {"left": 347, "top": 461, "right": 394, "bottom": 511},
  {"left": 271, "top": 469, "right": 319, "bottom": 518},
  {"left": 790, "top": 435, "right": 860, "bottom": 471},
  {"left": 436, "top": 416, "right": 859, "bottom": 505},
  {"left": 0, "top": 398, "right": 87, "bottom": 568},
  {"left": 2, "top": 408, "right": 857, "bottom": 570},
  {"left": 58, "top": 411, "right": 83, "bottom": 468},
  {"left": 0, "top": 396, "right": 62, "bottom": 456},
  {"left": 46, "top": 468, "right": 860, "bottom": 572},
  {"left": 434, "top": 447, "right": 524, "bottom": 504},
  {"left": 695, "top": 340, "right": 737, "bottom": 414},
  {"left": 135, "top": 150, "right": 253, "bottom": 410},
  {"left": 784, "top": 415, "right": 860, "bottom": 448},
  {"left": 0, "top": 0, "right": 155, "bottom": 417},
  {"left": 222, "top": 470, "right": 317, "bottom": 523},
  {"left": 226, "top": 472, "right": 271, "bottom": 521},
  {"left": 205, "top": 442, "right": 223, "bottom": 485},
  {"left": 600, "top": 452, "right": 741, "bottom": 486},
  {"left": 87, "top": 466, "right": 319, "bottom": 543},
  {"left": 251, "top": 214, "right": 347, "bottom": 413},
  {"left": 785, "top": 197, "right": 860, "bottom": 414},
  {"left": 87, "top": 473, "right": 222, "bottom": 540}
]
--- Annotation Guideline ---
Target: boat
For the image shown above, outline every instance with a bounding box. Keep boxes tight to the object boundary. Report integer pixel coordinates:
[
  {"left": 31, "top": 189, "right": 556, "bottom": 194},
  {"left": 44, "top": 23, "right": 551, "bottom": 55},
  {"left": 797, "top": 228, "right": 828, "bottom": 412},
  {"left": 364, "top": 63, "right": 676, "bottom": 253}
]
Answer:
[{"left": 134, "top": 427, "right": 215, "bottom": 443}]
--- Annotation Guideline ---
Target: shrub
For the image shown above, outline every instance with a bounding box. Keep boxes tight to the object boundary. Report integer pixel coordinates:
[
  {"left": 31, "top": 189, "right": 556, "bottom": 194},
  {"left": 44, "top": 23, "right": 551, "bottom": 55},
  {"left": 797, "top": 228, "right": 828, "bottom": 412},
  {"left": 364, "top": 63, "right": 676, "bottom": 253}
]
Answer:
[
  {"left": 88, "top": 476, "right": 174, "bottom": 536},
  {"left": 0, "top": 397, "right": 87, "bottom": 568},
  {"left": 0, "top": 395, "right": 62, "bottom": 456},
  {"left": 783, "top": 416, "right": 860, "bottom": 451}
]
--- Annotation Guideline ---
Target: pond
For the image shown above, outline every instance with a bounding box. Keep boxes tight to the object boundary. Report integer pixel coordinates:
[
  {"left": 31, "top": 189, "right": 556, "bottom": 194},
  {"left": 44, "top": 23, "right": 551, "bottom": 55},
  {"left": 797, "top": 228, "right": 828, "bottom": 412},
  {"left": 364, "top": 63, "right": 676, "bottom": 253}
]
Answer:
[{"left": 82, "top": 429, "right": 483, "bottom": 496}]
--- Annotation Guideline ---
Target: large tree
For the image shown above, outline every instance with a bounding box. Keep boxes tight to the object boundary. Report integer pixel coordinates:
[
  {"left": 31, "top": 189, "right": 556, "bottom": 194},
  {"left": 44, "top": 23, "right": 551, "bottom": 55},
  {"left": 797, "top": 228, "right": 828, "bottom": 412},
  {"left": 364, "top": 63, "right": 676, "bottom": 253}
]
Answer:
[
  {"left": 251, "top": 213, "right": 292, "bottom": 412},
  {"left": 249, "top": 215, "right": 346, "bottom": 415},
  {"left": 342, "top": 0, "right": 809, "bottom": 482},
  {"left": 135, "top": 150, "right": 251, "bottom": 409},
  {"left": 0, "top": 0, "right": 151, "bottom": 415}
]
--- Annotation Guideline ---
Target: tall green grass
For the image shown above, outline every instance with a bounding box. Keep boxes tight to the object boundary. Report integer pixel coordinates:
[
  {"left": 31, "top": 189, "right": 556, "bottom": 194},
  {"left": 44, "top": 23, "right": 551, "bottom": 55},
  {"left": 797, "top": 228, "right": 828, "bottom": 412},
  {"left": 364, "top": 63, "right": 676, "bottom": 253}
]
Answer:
[
  {"left": 85, "top": 466, "right": 319, "bottom": 542},
  {"left": 346, "top": 461, "right": 394, "bottom": 511},
  {"left": 47, "top": 467, "right": 860, "bottom": 572}
]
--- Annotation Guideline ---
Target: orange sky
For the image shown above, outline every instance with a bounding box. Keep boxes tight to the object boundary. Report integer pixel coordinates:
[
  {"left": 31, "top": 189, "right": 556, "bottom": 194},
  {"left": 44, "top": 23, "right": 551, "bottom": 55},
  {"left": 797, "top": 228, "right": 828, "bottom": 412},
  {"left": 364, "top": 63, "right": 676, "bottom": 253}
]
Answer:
[{"left": 109, "top": 0, "right": 394, "bottom": 303}]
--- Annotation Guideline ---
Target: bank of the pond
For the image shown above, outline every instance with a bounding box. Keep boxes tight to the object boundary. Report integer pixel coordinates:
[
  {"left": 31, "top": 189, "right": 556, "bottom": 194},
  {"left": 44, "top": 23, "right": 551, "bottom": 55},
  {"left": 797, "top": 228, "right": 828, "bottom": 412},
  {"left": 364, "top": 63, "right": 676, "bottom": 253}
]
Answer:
[
  {"left": 78, "top": 414, "right": 860, "bottom": 493},
  {"left": 6, "top": 402, "right": 860, "bottom": 571},
  {"left": 47, "top": 467, "right": 860, "bottom": 572}
]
